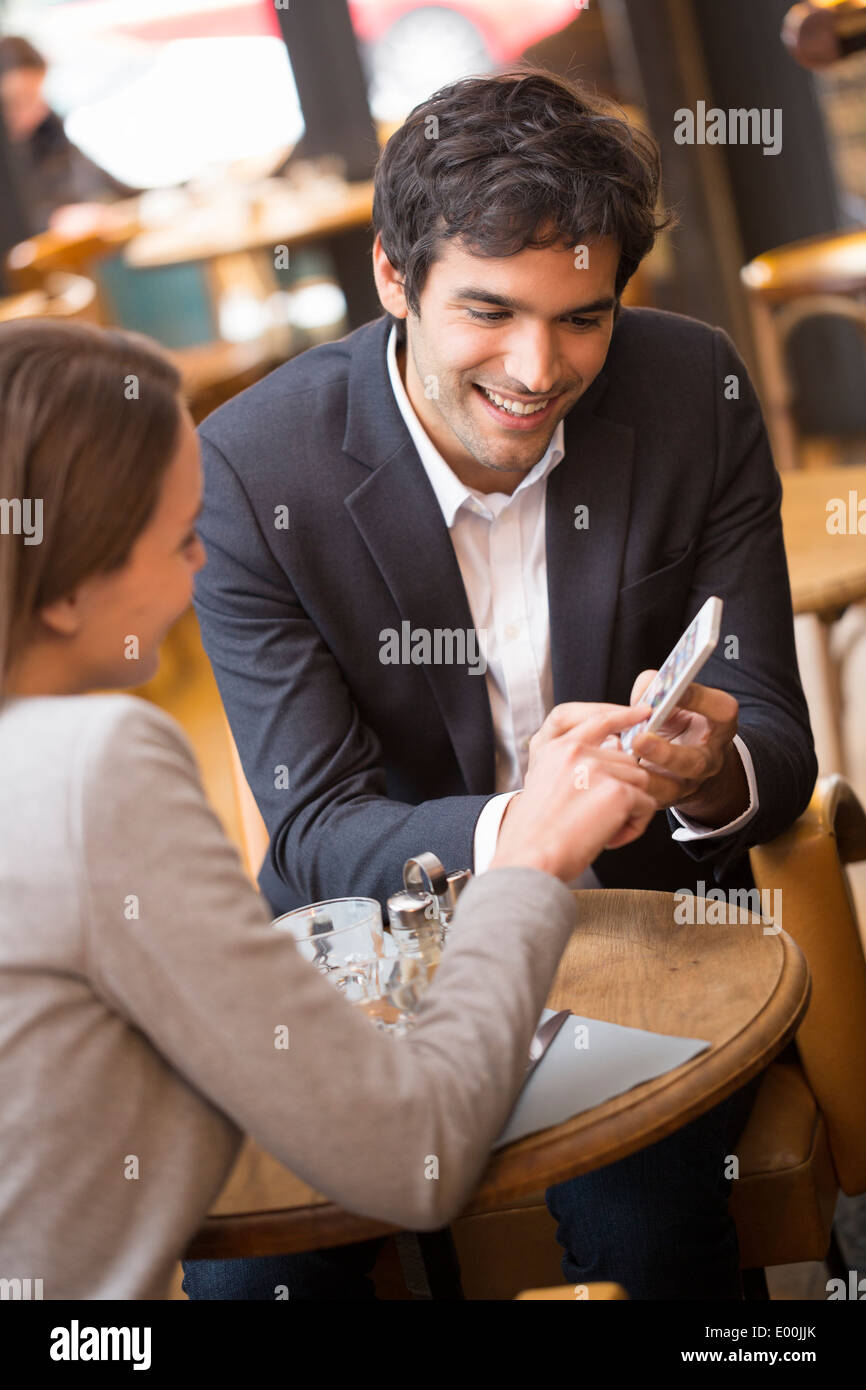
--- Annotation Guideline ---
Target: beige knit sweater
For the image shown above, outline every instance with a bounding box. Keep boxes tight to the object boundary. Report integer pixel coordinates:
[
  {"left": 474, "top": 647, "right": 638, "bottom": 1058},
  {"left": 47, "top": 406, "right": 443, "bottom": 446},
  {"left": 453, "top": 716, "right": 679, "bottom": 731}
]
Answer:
[{"left": 0, "top": 693, "right": 577, "bottom": 1298}]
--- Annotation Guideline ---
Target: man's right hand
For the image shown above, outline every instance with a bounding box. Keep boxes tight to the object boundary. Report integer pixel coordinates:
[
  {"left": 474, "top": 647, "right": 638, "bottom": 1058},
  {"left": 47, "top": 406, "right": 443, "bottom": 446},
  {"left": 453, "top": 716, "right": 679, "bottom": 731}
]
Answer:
[{"left": 491, "top": 704, "right": 656, "bottom": 883}]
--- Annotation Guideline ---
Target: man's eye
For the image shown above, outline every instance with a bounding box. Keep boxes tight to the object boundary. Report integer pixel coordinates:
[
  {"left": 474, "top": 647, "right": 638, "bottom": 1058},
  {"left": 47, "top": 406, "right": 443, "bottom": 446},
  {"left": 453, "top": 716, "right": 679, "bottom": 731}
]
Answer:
[
  {"left": 464, "top": 309, "right": 602, "bottom": 329},
  {"left": 180, "top": 531, "right": 198, "bottom": 552}
]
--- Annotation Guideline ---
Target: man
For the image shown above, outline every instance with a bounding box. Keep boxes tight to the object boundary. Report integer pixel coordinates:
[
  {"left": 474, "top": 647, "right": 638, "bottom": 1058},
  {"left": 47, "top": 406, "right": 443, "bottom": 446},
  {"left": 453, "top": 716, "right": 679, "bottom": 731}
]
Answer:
[
  {"left": 189, "top": 69, "right": 816, "bottom": 1300},
  {"left": 0, "top": 36, "right": 139, "bottom": 235}
]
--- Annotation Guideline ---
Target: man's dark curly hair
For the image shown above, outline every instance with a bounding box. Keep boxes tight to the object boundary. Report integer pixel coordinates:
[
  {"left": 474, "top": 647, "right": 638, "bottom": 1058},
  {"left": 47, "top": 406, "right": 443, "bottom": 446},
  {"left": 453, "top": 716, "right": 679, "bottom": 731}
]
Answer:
[{"left": 373, "top": 67, "right": 672, "bottom": 339}]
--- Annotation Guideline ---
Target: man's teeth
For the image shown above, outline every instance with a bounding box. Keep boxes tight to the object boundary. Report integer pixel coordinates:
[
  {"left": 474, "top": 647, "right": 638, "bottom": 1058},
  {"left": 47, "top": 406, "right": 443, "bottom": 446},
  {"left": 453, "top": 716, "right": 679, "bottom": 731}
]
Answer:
[{"left": 480, "top": 387, "right": 549, "bottom": 416}]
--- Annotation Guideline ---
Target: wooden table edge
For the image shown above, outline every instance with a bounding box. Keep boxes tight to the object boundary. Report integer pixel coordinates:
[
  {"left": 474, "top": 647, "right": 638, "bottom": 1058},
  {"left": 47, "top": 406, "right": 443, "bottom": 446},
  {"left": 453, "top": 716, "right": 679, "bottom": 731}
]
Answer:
[
  {"left": 185, "top": 929, "right": 810, "bottom": 1260},
  {"left": 125, "top": 182, "right": 375, "bottom": 270},
  {"left": 463, "top": 928, "right": 811, "bottom": 1214}
]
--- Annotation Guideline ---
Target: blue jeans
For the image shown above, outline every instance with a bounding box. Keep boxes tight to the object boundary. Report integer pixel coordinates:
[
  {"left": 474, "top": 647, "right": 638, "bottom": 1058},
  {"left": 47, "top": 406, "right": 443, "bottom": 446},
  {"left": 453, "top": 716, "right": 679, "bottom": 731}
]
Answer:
[
  {"left": 545, "top": 1072, "right": 763, "bottom": 1300},
  {"left": 182, "top": 1239, "right": 382, "bottom": 1300},
  {"left": 182, "top": 1075, "right": 761, "bottom": 1300}
]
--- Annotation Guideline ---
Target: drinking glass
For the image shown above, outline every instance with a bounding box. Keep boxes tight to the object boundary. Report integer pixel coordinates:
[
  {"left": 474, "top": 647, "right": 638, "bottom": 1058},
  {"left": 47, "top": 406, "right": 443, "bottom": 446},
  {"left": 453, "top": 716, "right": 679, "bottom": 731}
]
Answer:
[{"left": 272, "top": 898, "right": 407, "bottom": 1033}]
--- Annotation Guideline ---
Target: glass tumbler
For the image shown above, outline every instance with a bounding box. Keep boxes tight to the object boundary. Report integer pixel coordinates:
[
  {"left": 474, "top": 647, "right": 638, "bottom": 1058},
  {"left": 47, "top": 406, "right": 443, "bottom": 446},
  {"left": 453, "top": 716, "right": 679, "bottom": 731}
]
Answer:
[{"left": 272, "top": 897, "right": 407, "bottom": 1033}]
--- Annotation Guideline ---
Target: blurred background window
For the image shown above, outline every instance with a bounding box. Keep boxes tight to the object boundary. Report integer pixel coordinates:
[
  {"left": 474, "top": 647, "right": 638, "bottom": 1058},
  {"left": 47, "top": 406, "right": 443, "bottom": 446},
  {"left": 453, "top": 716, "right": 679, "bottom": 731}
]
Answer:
[
  {"left": 348, "top": 0, "right": 580, "bottom": 123},
  {"left": 0, "top": 0, "right": 304, "bottom": 188}
]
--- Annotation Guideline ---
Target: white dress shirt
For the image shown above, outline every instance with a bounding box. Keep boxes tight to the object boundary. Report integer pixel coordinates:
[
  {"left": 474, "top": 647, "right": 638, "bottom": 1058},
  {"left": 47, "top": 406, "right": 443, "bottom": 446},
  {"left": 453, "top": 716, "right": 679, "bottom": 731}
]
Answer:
[{"left": 385, "top": 326, "right": 758, "bottom": 880}]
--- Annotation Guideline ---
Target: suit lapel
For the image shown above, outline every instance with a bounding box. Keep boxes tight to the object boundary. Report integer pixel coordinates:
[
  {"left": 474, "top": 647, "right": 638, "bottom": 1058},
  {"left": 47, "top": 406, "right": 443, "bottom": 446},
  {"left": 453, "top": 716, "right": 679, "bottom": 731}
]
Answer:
[
  {"left": 342, "top": 321, "right": 495, "bottom": 793},
  {"left": 547, "top": 386, "right": 636, "bottom": 704}
]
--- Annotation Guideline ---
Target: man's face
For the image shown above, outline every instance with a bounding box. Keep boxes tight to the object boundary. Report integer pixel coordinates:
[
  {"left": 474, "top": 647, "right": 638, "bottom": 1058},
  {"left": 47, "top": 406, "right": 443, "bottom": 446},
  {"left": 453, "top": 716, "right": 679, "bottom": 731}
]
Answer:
[
  {"left": 0, "top": 66, "right": 48, "bottom": 141},
  {"left": 401, "top": 234, "right": 619, "bottom": 490}
]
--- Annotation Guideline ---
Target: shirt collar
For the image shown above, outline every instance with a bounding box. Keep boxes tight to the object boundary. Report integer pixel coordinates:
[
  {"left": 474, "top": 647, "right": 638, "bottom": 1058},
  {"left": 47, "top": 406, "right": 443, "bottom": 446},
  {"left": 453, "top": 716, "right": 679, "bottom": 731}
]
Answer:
[{"left": 386, "top": 325, "right": 564, "bottom": 527}]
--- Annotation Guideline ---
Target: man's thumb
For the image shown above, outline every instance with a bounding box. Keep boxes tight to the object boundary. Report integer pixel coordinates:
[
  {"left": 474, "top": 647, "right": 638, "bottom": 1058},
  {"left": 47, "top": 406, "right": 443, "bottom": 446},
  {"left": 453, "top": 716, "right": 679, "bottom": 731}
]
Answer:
[{"left": 630, "top": 669, "right": 657, "bottom": 705}]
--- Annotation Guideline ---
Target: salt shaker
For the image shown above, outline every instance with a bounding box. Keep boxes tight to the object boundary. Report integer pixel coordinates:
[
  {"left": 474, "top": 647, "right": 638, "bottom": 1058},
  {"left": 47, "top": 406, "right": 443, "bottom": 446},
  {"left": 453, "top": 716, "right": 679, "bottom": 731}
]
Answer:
[
  {"left": 402, "top": 853, "right": 472, "bottom": 948},
  {"left": 386, "top": 889, "right": 442, "bottom": 1012}
]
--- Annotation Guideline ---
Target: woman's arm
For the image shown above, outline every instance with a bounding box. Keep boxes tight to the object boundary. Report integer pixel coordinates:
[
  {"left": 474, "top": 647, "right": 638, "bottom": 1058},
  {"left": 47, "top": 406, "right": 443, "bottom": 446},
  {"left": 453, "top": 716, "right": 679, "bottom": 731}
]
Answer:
[{"left": 76, "top": 698, "right": 578, "bottom": 1231}]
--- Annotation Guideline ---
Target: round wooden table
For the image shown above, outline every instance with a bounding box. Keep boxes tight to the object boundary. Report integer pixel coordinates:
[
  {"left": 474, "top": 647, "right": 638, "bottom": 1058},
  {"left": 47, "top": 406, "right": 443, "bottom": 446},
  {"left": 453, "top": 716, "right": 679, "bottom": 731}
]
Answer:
[
  {"left": 780, "top": 464, "right": 866, "bottom": 775},
  {"left": 123, "top": 176, "right": 377, "bottom": 330},
  {"left": 124, "top": 178, "right": 374, "bottom": 270},
  {"left": 185, "top": 888, "right": 810, "bottom": 1277}
]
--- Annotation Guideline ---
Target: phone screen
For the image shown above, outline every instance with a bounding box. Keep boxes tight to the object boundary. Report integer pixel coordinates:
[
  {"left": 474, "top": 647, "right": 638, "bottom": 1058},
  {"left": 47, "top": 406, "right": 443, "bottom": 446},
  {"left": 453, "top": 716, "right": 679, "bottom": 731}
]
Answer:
[{"left": 643, "top": 613, "right": 700, "bottom": 718}]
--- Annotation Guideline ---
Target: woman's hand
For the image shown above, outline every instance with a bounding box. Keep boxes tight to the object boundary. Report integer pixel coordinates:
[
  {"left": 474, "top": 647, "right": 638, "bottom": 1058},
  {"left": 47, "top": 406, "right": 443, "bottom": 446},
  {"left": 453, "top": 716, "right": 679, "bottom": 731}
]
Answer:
[{"left": 490, "top": 704, "right": 656, "bottom": 882}]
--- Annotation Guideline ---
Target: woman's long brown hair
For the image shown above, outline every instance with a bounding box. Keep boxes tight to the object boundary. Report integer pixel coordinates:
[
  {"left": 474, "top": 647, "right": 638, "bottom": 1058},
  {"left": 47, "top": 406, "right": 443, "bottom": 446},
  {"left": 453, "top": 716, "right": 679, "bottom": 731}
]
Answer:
[{"left": 0, "top": 318, "right": 183, "bottom": 696}]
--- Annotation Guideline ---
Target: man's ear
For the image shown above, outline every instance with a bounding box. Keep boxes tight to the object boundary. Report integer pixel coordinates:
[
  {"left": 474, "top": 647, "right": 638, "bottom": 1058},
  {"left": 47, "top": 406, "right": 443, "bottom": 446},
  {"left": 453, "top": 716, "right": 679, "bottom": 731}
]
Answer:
[{"left": 372, "top": 233, "right": 408, "bottom": 323}]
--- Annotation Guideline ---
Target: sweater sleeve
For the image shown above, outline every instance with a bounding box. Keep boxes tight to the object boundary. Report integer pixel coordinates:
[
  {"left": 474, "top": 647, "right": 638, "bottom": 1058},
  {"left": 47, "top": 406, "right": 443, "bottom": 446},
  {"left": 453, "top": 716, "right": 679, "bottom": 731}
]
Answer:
[{"left": 76, "top": 698, "right": 577, "bottom": 1231}]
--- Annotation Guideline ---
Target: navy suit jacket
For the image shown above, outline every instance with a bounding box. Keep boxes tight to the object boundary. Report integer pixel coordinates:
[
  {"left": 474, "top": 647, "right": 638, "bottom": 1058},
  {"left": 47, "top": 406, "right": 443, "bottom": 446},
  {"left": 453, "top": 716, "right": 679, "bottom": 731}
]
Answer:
[{"left": 193, "top": 309, "right": 817, "bottom": 915}]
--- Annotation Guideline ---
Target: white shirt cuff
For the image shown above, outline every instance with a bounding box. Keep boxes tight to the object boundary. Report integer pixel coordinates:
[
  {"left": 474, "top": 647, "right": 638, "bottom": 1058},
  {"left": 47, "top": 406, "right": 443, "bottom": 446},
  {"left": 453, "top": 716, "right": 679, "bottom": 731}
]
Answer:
[
  {"left": 473, "top": 791, "right": 604, "bottom": 891},
  {"left": 473, "top": 791, "right": 520, "bottom": 874},
  {"left": 670, "top": 734, "right": 759, "bottom": 841}
]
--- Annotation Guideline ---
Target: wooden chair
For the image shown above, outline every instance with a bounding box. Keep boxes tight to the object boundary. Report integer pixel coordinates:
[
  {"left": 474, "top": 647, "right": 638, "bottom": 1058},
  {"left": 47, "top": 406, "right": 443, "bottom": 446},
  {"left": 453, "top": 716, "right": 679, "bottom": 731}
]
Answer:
[
  {"left": 222, "top": 735, "right": 866, "bottom": 1299},
  {"left": 94, "top": 249, "right": 292, "bottom": 424},
  {"left": 4, "top": 199, "right": 140, "bottom": 293},
  {"left": 0, "top": 272, "right": 101, "bottom": 326},
  {"left": 732, "top": 775, "right": 866, "bottom": 1293},
  {"left": 6, "top": 216, "right": 290, "bottom": 424},
  {"left": 740, "top": 229, "right": 866, "bottom": 471}
]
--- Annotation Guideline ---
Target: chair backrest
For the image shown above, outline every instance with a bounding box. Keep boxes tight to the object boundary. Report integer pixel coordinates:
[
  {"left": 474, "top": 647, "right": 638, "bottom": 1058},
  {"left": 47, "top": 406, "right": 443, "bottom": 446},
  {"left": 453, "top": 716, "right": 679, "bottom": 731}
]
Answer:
[
  {"left": 0, "top": 273, "right": 100, "bottom": 325},
  {"left": 750, "top": 775, "right": 866, "bottom": 1194},
  {"left": 223, "top": 715, "right": 270, "bottom": 884},
  {"left": 95, "top": 253, "right": 216, "bottom": 348},
  {"left": 740, "top": 229, "right": 866, "bottom": 470},
  {"left": 0, "top": 289, "right": 46, "bottom": 321}
]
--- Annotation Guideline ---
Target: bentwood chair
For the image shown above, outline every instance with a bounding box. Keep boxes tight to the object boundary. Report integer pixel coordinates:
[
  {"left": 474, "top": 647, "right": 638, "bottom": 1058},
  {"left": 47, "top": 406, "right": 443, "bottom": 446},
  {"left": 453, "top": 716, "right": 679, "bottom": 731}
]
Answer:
[{"left": 740, "top": 229, "right": 866, "bottom": 472}]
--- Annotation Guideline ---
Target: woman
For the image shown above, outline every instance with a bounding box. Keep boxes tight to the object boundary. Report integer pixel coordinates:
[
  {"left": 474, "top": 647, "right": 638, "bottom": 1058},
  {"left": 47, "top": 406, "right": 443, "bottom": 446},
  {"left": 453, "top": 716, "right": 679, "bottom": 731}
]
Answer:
[{"left": 0, "top": 318, "right": 654, "bottom": 1299}]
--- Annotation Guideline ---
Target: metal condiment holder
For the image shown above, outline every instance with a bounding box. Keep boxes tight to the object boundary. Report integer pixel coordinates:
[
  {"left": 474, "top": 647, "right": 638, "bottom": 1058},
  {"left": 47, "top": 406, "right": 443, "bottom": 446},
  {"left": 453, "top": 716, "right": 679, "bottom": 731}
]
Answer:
[{"left": 400, "top": 853, "right": 472, "bottom": 946}]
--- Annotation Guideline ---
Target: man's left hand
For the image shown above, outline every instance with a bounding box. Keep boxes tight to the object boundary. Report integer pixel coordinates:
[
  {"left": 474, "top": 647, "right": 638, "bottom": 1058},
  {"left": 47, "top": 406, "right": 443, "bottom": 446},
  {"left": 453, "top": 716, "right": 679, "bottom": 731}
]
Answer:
[{"left": 627, "top": 670, "right": 750, "bottom": 829}]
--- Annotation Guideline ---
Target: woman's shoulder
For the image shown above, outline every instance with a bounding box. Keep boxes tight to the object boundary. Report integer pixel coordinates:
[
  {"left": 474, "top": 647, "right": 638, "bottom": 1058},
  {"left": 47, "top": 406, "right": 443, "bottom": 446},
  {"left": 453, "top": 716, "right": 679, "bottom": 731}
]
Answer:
[
  {"left": 0, "top": 695, "right": 207, "bottom": 885},
  {"left": 3, "top": 689, "right": 184, "bottom": 738},
  {"left": 60, "top": 696, "right": 211, "bottom": 856},
  {"left": 82, "top": 691, "right": 187, "bottom": 739},
  {"left": 2, "top": 691, "right": 197, "bottom": 783},
  {"left": 79, "top": 693, "right": 198, "bottom": 776}
]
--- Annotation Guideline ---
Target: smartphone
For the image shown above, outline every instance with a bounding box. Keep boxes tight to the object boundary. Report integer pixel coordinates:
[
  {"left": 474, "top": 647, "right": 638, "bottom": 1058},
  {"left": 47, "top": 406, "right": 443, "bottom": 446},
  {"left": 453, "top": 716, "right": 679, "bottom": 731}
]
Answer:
[{"left": 620, "top": 596, "right": 723, "bottom": 754}]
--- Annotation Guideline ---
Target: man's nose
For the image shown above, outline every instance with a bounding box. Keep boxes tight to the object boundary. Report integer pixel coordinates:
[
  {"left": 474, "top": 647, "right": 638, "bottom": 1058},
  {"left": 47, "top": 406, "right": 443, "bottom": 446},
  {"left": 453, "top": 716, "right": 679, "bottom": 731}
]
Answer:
[{"left": 503, "top": 327, "right": 559, "bottom": 395}]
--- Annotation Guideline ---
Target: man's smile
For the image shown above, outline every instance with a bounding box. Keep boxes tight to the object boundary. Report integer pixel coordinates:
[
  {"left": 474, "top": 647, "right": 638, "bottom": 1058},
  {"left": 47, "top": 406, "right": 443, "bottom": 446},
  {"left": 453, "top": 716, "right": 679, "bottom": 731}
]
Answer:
[{"left": 471, "top": 381, "right": 564, "bottom": 431}]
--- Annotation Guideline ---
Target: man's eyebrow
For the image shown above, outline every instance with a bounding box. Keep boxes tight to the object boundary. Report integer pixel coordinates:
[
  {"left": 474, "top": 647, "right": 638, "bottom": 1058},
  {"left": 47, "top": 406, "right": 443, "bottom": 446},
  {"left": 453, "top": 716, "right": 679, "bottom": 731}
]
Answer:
[{"left": 452, "top": 288, "right": 616, "bottom": 315}]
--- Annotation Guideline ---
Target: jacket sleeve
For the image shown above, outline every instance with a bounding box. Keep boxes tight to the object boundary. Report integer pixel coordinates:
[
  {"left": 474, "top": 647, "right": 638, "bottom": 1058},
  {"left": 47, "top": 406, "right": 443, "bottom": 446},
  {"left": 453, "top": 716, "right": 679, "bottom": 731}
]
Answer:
[
  {"left": 665, "top": 327, "right": 818, "bottom": 878},
  {"left": 193, "top": 431, "right": 493, "bottom": 909}
]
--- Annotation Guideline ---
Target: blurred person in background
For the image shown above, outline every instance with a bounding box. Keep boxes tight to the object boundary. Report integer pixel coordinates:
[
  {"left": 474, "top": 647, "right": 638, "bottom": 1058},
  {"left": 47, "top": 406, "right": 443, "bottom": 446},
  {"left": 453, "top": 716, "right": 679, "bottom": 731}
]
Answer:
[{"left": 0, "top": 35, "right": 140, "bottom": 236}]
